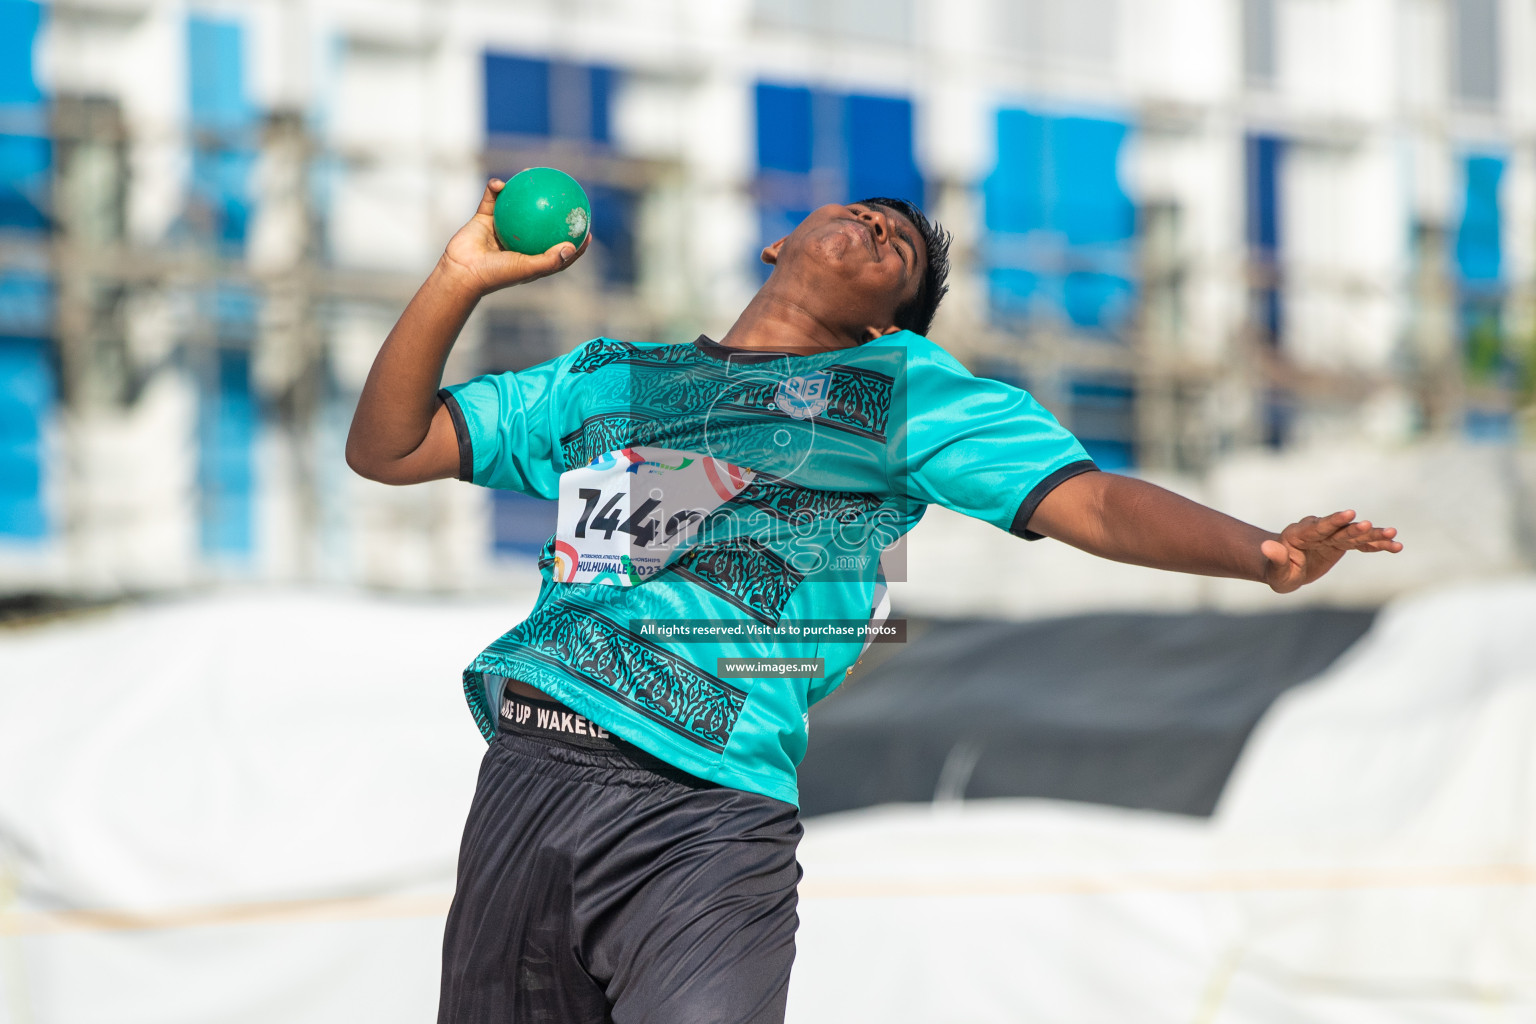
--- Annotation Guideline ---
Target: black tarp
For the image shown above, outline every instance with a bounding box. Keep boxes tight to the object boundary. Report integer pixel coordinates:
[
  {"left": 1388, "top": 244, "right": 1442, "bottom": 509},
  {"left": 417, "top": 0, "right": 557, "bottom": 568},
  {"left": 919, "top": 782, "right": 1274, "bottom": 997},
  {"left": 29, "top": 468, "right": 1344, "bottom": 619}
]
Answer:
[{"left": 797, "top": 608, "right": 1376, "bottom": 818}]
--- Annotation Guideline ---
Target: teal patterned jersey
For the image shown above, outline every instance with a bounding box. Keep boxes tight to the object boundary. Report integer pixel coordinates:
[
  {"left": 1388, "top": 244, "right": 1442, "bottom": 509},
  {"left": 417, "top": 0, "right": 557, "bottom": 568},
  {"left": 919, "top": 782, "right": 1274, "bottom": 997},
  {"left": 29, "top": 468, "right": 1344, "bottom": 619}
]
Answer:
[{"left": 440, "top": 332, "right": 1094, "bottom": 805}]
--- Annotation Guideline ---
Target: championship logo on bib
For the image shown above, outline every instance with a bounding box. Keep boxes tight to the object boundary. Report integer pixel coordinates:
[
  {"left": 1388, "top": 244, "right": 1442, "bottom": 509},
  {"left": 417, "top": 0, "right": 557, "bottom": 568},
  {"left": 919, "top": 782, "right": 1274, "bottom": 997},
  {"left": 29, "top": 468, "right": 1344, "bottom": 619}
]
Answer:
[
  {"left": 773, "top": 372, "right": 832, "bottom": 420},
  {"left": 554, "top": 448, "right": 756, "bottom": 586}
]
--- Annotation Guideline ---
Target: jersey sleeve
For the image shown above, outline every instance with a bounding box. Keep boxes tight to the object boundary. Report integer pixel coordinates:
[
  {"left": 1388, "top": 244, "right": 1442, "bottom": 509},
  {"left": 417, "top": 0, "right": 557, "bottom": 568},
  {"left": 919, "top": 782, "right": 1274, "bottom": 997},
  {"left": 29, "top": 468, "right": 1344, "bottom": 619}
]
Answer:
[
  {"left": 436, "top": 350, "right": 573, "bottom": 499},
  {"left": 891, "top": 342, "right": 1097, "bottom": 540}
]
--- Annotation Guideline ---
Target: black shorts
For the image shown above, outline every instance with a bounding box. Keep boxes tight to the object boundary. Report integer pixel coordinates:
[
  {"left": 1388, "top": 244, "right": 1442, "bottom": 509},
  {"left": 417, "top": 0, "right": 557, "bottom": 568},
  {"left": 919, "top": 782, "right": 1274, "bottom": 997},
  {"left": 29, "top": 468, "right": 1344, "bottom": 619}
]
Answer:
[{"left": 438, "top": 692, "right": 803, "bottom": 1024}]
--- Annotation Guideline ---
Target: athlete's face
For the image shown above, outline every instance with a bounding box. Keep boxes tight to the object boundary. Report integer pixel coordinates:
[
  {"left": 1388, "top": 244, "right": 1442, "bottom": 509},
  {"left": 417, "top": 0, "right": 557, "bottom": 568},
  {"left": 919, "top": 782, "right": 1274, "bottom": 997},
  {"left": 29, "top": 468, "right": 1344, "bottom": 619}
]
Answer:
[{"left": 760, "top": 203, "right": 927, "bottom": 340}]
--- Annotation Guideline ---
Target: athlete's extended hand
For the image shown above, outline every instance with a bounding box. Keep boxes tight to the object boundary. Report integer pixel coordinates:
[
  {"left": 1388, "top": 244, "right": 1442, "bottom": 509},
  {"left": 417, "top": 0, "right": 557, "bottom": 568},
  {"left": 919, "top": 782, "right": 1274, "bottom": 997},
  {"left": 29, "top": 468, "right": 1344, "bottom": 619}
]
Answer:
[
  {"left": 1261, "top": 510, "right": 1403, "bottom": 594},
  {"left": 438, "top": 178, "right": 590, "bottom": 297}
]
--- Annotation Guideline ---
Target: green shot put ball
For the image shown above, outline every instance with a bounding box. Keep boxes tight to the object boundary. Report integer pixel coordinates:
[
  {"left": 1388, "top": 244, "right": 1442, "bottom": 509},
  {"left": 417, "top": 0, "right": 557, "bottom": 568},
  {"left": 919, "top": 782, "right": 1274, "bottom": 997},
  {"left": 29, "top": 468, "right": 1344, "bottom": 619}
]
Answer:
[{"left": 492, "top": 167, "right": 591, "bottom": 255}]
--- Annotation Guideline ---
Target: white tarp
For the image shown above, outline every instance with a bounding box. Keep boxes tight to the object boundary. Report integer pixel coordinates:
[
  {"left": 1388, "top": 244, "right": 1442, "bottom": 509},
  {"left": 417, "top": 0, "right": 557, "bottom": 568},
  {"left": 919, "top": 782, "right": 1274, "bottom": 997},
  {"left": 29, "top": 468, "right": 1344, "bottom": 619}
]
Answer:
[
  {"left": 0, "top": 590, "right": 520, "bottom": 1024},
  {"left": 789, "top": 579, "right": 1536, "bottom": 1023},
  {"left": 2, "top": 581, "right": 1534, "bottom": 1022}
]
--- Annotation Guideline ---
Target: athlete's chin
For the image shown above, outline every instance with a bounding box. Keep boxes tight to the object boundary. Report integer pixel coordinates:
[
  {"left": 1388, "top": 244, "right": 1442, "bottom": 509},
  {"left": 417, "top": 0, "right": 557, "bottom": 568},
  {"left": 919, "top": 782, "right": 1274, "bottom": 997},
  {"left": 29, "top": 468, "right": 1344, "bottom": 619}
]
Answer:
[
  {"left": 806, "top": 244, "right": 895, "bottom": 295},
  {"left": 805, "top": 230, "right": 860, "bottom": 264}
]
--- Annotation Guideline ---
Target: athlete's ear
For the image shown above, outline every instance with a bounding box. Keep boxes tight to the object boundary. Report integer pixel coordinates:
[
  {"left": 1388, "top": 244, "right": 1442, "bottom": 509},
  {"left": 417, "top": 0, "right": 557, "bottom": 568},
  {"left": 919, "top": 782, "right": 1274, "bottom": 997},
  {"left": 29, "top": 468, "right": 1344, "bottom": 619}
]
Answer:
[
  {"left": 761, "top": 236, "right": 788, "bottom": 265},
  {"left": 862, "top": 324, "right": 903, "bottom": 342}
]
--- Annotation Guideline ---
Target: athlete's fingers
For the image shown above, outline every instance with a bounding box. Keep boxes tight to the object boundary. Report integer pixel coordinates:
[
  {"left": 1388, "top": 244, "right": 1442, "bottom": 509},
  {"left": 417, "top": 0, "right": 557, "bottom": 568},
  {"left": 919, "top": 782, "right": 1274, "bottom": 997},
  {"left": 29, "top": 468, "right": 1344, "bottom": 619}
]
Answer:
[
  {"left": 1261, "top": 538, "right": 1291, "bottom": 567},
  {"left": 1278, "top": 517, "right": 1308, "bottom": 545},
  {"left": 1284, "top": 511, "right": 1349, "bottom": 549},
  {"left": 1358, "top": 522, "right": 1389, "bottom": 542},
  {"left": 475, "top": 178, "right": 504, "bottom": 219},
  {"left": 483, "top": 233, "right": 589, "bottom": 284},
  {"left": 536, "top": 233, "right": 591, "bottom": 275},
  {"left": 532, "top": 233, "right": 589, "bottom": 272},
  {"left": 487, "top": 246, "right": 568, "bottom": 282},
  {"left": 1311, "top": 510, "right": 1358, "bottom": 542},
  {"left": 1337, "top": 522, "right": 1389, "bottom": 545},
  {"left": 1328, "top": 519, "right": 1373, "bottom": 547},
  {"left": 1280, "top": 516, "right": 1318, "bottom": 547},
  {"left": 1347, "top": 527, "right": 1402, "bottom": 552}
]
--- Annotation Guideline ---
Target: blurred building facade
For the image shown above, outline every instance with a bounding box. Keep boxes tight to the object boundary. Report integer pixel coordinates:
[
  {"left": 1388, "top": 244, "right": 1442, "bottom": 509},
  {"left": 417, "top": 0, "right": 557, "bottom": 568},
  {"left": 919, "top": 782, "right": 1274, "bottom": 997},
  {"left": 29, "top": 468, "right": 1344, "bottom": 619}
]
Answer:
[{"left": 0, "top": 0, "right": 1532, "bottom": 596}]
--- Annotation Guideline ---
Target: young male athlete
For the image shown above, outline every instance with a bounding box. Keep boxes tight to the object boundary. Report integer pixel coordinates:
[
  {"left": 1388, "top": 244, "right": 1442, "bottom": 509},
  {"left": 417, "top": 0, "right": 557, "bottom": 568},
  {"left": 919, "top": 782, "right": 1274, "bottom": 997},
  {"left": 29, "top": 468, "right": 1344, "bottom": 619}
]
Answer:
[{"left": 347, "top": 180, "right": 1402, "bottom": 1024}]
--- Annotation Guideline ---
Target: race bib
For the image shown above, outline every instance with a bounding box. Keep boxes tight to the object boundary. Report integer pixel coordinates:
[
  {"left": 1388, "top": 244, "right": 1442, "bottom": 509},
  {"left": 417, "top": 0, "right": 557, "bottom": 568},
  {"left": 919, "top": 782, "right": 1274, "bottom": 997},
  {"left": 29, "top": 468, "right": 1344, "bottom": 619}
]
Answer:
[{"left": 553, "top": 448, "right": 756, "bottom": 586}]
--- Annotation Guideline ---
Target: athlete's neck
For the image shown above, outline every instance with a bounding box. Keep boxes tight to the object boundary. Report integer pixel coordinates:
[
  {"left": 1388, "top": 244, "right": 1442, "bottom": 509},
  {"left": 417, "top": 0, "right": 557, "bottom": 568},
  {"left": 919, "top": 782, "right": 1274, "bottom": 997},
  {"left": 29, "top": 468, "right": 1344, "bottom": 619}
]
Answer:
[{"left": 718, "top": 288, "right": 870, "bottom": 355}]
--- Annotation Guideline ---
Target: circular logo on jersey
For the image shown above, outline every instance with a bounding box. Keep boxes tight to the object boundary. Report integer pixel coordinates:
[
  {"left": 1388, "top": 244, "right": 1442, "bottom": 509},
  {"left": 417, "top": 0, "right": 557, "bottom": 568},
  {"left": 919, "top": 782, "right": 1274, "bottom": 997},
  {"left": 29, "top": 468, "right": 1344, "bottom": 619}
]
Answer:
[
  {"left": 774, "top": 371, "right": 832, "bottom": 420},
  {"left": 702, "top": 369, "right": 816, "bottom": 481},
  {"left": 552, "top": 540, "right": 580, "bottom": 582}
]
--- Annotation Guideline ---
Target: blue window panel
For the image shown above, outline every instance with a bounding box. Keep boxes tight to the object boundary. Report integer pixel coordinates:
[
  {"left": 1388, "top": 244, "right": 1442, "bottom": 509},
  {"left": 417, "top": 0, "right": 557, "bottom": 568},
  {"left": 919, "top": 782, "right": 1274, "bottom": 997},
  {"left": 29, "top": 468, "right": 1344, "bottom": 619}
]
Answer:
[
  {"left": 588, "top": 184, "right": 638, "bottom": 287},
  {"left": 985, "top": 108, "right": 1137, "bottom": 331},
  {"left": 1245, "top": 135, "right": 1285, "bottom": 346},
  {"left": 988, "top": 109, "right": 1133, "bottom": 241},
  {"left": 588, "top": 66, "right": 613, "bottom": 145},
  {"left": 0, "top": 0, "right": 45, "bottom": 108},
  {"left": 0, "top": 133, "right": 50, "bottom": 230},
  {"left": 1455, "top": 154, "right": 1503, "bottom": 283},
  {"left": 756, "top": 83, "right": 814, "bottom": 174},
  {"left": 985, "top": 109, "right": 1049, "bottom": 234},
  {"left": 0, "top": 334, "right": 52, "bottom": 540},
  {"left": 0, "top": 271, "right": 50, "bottom": 333},
  {"left": 1070, "top": 377, "right": 1134, "bottom": 400},
  {"left": 492, "top": 491, "right": 557, "bottom": 557},
  {"left": 1245, "top": 134, "right": 1284, "bottom": 254},
  {"left": 845, "top": 93, "right": 922, "bottom": 203},
  {"left": 485, "top": 56, "right": 612, "bottom": 144},
  {"left": 1053, "top": 116, "right": 1134, "bottom": 246},
  {"left": 1455, "top": 156, "right": 1505, "bottom": 377},
  {"left": 1263, "top": 390, "right": 1294, "bottom": 449},
  {"left": 189, "top": 147, "right": 254, "bottom": 248},
  {"left": 992, "top": 269, "right": 1136, "bottom": 334},
  {"left": 188, "top": 16, "right": 251, "bottom": 134},
  {"left": 754, "top": 82, "right": 922, "bottom": 269},
  {"left": 198, "top": 349, "right": 256, "bottom": 557},
  {"left": 212, "top": 283, "right": 259, "bottom": 331},
  {"left": 1464, "top": 408, "right": 1512, "bottom": 442},
  {"left": 186, "top": 16, "right": 252, "bottom": 250},
  {"left": 1062, "top": 271, "right": 1134, "bottom": 329},
  {"left": 1255, "top": 286, "right": 1282, "bottom": 340},
  {"left": 485, "top": 54, "right": 550, "bottom": 137},
  {"left": 987, "top": 266, "right": 1046, "bottom": 316},
  {"left": 1069, "top": 376, "right": 1136, "bottom": 470},
  {"left": 1080, "top": 440, "right": 1134, "bottom": 471}
]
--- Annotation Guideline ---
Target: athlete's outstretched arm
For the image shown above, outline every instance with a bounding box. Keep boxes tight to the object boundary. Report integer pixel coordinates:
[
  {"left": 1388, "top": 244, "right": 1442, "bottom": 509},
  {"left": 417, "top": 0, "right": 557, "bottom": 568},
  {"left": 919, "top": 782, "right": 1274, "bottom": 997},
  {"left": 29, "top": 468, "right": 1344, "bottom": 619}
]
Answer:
[
  {"left": 1026, "top": 471, "right": 1402, "bottom": 594},
  {"left": 346, "top": 179, "right": 589, "bottom": 485}
]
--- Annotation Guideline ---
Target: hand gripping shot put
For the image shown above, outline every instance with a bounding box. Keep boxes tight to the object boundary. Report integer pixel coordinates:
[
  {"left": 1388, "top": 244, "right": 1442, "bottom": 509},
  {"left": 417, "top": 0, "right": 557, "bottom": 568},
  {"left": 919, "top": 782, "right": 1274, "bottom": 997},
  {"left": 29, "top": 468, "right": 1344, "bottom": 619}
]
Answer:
[{"left": 346, "top": 176, "right": 1403, "bottom": 1024}]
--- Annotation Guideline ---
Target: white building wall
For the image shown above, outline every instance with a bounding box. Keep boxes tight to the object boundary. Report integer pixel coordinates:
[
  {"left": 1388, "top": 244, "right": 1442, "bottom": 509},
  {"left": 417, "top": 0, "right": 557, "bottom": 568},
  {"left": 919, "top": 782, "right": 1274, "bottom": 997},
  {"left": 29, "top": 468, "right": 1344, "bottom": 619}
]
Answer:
[{"left": 7, "top": 0, "right": 1535, "bottom": 596}]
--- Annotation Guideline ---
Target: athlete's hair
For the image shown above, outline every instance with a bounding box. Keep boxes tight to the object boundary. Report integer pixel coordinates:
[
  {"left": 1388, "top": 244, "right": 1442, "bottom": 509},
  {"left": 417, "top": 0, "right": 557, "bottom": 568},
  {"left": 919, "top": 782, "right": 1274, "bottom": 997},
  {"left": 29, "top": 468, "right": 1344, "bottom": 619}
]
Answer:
[{"left": 854, "top": 196, "right": 952, "bottom": 338}]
